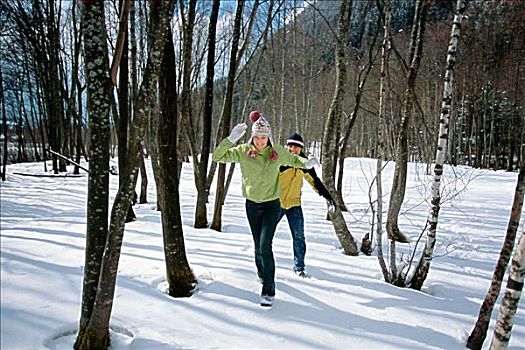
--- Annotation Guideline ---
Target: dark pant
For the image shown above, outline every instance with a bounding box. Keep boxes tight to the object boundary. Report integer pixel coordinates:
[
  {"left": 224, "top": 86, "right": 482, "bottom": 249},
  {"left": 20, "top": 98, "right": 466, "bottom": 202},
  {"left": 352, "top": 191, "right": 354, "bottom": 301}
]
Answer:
[
  {"left": 279, "top": 206, "right": 306, "bottom": 272},
  {"left": 245, "top": 198, "right": 281, "bottom": 297}
]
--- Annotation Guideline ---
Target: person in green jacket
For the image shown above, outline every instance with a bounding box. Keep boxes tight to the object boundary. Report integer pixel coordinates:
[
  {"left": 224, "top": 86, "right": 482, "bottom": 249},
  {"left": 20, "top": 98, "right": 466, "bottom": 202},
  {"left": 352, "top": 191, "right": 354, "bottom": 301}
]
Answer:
[{"left": 212, "top": 111, "right": 318, "bottom": 307}]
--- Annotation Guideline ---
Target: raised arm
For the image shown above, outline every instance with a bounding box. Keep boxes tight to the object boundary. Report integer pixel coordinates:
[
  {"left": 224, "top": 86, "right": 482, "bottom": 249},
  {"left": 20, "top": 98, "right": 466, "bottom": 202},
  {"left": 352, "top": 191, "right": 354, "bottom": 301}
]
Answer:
[{"left": 212, "top": 123, "right": 248, "bottom": 163}]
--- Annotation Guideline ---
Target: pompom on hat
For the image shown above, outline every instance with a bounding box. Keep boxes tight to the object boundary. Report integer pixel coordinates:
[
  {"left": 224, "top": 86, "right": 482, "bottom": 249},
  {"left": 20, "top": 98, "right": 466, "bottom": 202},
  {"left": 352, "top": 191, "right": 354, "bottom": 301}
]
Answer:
[
  {"left": 247, "top": 111, "right": 278, "bottom": 161},
  {"left": 248, "top": 111, "right": 274, "bottom": 146}
]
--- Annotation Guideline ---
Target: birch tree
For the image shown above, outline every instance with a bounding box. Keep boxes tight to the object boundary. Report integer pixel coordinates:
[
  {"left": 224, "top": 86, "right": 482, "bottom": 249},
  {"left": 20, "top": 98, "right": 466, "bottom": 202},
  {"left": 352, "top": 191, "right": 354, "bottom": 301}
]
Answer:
[
  {"left": 321, "top": 0, "right": 358, "bottom": 256},
  {"left": 410, "top": 0, "right": 467, "bottom": 291},
  {"left": 467, "top": 164, "right": 525, "bottom": 350},
  {"left": 490, "top": 222, "right": 525, "bottom": 350}
]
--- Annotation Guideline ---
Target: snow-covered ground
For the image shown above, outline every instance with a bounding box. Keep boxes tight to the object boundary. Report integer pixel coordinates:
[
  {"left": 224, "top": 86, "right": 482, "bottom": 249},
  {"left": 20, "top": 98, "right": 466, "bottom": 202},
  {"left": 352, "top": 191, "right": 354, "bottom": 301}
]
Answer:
[{"left": 1, "top": 157, "right": 524, "bottom": 349}]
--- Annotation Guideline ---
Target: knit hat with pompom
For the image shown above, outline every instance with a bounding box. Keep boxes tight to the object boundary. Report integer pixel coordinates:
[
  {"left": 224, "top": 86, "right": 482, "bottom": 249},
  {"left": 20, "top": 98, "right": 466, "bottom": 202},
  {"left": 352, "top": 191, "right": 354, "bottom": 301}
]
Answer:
[{"left": 247, "top": 111, "right": 277, "bottom": 161}]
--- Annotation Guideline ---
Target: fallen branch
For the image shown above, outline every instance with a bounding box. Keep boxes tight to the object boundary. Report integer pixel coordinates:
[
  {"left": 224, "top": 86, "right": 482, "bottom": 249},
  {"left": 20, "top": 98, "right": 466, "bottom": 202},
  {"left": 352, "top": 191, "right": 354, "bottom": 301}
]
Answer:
[
  {"left": 46, "top": 148, "right": 89, "bottom": 173},
  {"left": 13, "top": 172, "right": 83, "bottom": 178}
]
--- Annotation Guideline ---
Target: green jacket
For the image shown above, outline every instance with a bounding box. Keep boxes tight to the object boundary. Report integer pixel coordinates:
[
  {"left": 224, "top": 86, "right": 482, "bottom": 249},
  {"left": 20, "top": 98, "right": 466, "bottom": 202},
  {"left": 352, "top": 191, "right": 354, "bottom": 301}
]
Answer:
[{"left": 212, "top": 138, "right": 307, "bottom": 203}]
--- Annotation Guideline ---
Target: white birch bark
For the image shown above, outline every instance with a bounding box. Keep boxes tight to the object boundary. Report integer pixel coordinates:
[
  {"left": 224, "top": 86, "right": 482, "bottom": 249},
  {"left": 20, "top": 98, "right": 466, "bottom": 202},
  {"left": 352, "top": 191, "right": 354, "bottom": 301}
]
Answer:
[
  {"left": 467, "top": 165, "right": 525, "bottom": 349},
  {"left": 409, "top": 0, "right": 466, "bottom": 291},
  {"left": 490, "top": 225, "right": 525, "bottom": 350}
]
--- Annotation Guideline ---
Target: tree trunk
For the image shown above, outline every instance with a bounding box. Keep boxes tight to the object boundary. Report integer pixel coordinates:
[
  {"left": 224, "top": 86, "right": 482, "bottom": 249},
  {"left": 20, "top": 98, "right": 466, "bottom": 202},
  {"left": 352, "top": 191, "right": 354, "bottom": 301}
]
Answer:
[
  {"left": 385, "top": 0, "right": 427, "bottom": 244},
  {"left": 21, "top": 67, "right": 41, "bottom": 162},
  {"left": 74, "top": 0, "right": 112, "bottom": 348},
  {"left": 489, "top": 223, "right": 525, "bottom": 350},
  {"left": 48, "top": 0, "right": 66, "bottom": 173},
  {"left": 410, "top": 0, "right": 466, "bottom": 291},
  {"left": 194, "top": 0, "right": 220, "bottom": 228},
  {"left": 139, "top": 155, "right": 148, "bottom": 203},
  {"left": 158, "top": 25, "right": 196, "bottom": 297},
  {"left": 1, "top": 66, "right": 7, "bottom": 181},
  {"left": 76, "top": 1, "right": 175, "bottom": 348},
  {"left": 321, "top": 0, "right": 358, "bottom": 256},
  {"left": 211, "top": 0, "right": 245, "bottom": 232},
  {"left": 70, "top": 0, "right": 82, "bottom": 174},
  {"left": 376, "top": 0, "right": 392, "bottom": 282},
  {"left": 467, "top": 165, "right": 525, "bottom": 350},
  {"left": 114, "top": 0, "right": 137, "bottom": 221},
  {"left": 148, "top": 108, "right": 162, "bottom": 210},
  {"left": 178, "top": 0, "right": 197, "bottom": 170},
  {"left": 337, "top": 2, "right": 378, "bottom": 215}
]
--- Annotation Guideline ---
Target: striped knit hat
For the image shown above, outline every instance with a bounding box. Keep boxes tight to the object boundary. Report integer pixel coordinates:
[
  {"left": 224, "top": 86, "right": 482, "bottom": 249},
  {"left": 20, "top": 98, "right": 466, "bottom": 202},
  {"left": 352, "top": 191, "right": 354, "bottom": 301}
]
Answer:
[
  {"left": 249, "top": 111, "right": 273, "bottom": 146},
  {"left": 247, "top": 111, "right": 278, "bottom": 160}
]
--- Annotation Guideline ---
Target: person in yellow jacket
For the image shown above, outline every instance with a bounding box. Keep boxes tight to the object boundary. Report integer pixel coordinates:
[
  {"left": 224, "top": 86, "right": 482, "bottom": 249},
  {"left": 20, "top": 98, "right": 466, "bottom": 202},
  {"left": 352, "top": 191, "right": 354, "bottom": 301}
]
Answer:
[{"left": 279, "top": 132, "right": 336, "bottom": 277}]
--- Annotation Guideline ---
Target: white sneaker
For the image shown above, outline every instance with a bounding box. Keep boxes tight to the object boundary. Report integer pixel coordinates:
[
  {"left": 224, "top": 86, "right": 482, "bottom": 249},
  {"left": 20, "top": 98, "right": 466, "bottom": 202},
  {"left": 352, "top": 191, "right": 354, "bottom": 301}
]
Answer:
[
  {"left": 294, "top": 269, "right": 310, "bottom": 278},
  {"left": 260, "top": 294, "right": 274, "bottom": 307}
]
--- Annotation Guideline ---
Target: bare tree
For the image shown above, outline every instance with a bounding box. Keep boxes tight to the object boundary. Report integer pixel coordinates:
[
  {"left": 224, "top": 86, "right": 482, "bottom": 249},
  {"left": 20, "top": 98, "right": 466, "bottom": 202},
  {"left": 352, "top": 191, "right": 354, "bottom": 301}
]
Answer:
[
  {"left": 112, "top": 0, "right": 137, "bottom": 221},
  {"left": 69, "top": 0, "right": 84, "bottom": 175},
  {"left": 210, "top": 0, "right": 245, "bottom": 232},
  {"left": 74, "top": 1, "right": 175, "bottom": 348},
  {"left": 1, "top": 66, "right": 6, "bottom": 181},
  {"left": 191, "top": 0, "right": 221, "bottom": 229},
  {"left": 467, "top": 165, "right": 525, "bottom": 350},
  {"left": 337, "top": 1, "right": 379, "bottom": 217},
  {"left": 321, "top": 0, "right": 358, "bottom": 256},
  {"left": 75, "top": 0, "right": 112, "bottom": 348},
  {"left": 158, "top": 25, "right": 196, "bottom": 297},
  {"left": 385, "top": 0, "right": 427, "bottom": 244},
  {"left": 410, "top": 0, "right": 467, "bottom": 291},
  {"left": 490, "top": 219, "right": 525, "bottom": 350},
  {"left": 8, "top": 0, "right": 66, "bottom": 173},
  {"left": 375, "top": 0, "right": 392, "bottom": 280}
]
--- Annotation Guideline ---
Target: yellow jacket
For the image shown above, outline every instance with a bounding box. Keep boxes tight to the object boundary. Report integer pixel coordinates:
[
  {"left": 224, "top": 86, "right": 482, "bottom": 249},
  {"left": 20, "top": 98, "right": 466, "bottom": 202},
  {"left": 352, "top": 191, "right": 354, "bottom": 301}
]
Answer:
[{"left": 279, "top": 162, "right": 333, "bottom": 210}]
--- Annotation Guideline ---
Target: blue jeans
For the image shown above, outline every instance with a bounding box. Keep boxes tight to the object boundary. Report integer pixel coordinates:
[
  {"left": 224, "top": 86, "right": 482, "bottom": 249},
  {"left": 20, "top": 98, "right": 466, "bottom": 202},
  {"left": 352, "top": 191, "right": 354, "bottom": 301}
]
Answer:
[
  {"left": 245, "top": 199, "right": 281, "bottom": 297},
  {"left": 279, "top": 206, "right": 306, "bottom": 272}
]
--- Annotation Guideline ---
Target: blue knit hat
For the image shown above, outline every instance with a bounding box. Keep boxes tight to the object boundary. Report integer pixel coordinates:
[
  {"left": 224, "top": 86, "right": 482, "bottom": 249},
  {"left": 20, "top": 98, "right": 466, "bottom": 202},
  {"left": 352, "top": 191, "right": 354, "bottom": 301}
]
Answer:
[{"left": 286, "top": 132, "right": 304, "bottom": 148}]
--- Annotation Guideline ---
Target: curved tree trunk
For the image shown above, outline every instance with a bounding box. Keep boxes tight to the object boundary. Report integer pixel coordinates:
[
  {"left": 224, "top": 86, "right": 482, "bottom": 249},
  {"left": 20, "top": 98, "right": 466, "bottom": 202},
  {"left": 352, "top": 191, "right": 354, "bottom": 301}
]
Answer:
[
  {"left": 385, "top": 0, "right": 427, "bottom": 244},
  {"left": 321, "top": 0, "right": 358, "bottom": 256},
  {"left": 337, "top": 2, "right": 378, "bottom": 215}
]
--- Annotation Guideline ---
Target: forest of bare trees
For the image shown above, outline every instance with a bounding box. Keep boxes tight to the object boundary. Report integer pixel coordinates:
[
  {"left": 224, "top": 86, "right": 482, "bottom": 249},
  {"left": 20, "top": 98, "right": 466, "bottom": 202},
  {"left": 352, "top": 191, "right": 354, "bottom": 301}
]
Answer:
[
  {"left": 1, "top": 0, "right": 524, "bottom": 349},
  {"left": 1, "top": 1, "right": 523, "bottom": 173}
]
